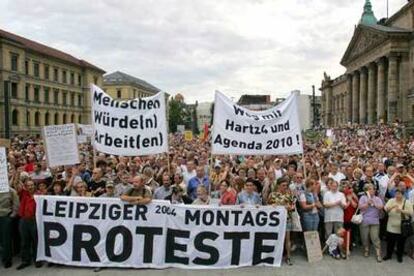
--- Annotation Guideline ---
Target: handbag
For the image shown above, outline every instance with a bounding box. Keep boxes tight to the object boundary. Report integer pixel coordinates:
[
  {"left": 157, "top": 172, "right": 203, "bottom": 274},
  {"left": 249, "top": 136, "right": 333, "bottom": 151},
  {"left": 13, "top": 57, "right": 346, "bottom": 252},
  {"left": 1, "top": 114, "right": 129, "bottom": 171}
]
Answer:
[
  {"left": 291, "top": 207, "right": 303, "bottom": 232},
  {"left": 401, "top": 200, "right": 413, "bottom": 238},
  {"left": 351, "top": 207, "right": 363, "bottom": 224}
]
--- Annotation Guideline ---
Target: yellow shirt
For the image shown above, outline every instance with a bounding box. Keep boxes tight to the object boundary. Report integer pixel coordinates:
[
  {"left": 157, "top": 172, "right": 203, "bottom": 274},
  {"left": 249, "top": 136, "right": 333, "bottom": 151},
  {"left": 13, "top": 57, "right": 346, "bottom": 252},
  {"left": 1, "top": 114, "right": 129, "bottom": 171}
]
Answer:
[{"left": 385, "top": 198, "right": 413, "bottom": 234}]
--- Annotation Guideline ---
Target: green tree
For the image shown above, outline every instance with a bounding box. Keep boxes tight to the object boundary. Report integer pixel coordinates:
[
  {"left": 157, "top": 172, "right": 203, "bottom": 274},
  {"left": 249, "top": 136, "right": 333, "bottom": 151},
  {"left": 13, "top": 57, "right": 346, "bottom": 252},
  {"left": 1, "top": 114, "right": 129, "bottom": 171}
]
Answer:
[{"left": 168, "top": 99, "right": 185, "bottom": 133}]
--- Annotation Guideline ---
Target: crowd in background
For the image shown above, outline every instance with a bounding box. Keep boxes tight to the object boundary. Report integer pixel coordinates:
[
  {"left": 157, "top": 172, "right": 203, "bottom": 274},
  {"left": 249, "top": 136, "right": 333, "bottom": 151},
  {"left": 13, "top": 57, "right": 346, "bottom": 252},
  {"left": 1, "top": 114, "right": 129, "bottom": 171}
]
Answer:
[{"left": 1, "top": 124, "right": 414, "bottom": 270}]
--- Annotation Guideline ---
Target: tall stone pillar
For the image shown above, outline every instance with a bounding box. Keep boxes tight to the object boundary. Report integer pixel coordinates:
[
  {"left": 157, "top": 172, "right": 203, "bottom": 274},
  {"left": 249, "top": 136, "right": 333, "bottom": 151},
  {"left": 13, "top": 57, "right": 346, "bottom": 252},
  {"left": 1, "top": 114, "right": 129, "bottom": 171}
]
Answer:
[
  {"left": 346, "top": 75, "right": 352, "bottom": 123},
  {"left": 326, "top": 86, "right": 333, "bottom": 127},
  {"left": 377, "top": 58, "right": 386, "bottom": 123},
  {"left": 387, "top": 54, "right": 399, "bottom": 124},
  {"left": 352, "top": 71, "right": 360, "bottom": 123},
  {"left": 359, "top": 68, "right": 368, "bottom": 124},
  {"left": 367, "top": 63, "right": 376, "bottom": 124},
  {"left": 399, "top": 53, "right": 409, "bottom": 123}
]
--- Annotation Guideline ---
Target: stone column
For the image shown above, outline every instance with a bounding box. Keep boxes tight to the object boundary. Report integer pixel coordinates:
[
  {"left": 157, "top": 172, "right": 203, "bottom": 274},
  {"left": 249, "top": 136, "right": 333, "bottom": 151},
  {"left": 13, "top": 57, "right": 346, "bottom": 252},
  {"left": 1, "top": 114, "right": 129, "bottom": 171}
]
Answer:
[
  {"left": 326, "top": 86, "right": 333, "bottom": 126},
  {"left": 352, "top": 71, "right": 360, "bottom": 123},
  {"left": 367, "top": 63, "right": 376, "bottom": 124},
  {"left": 376, "top": 58, "right": 386, "bottom": 123},
  {"left": 359, "top": 67, "right": 368, "bottom": 124},
  {"left": 346, "top": 75, "right": 352, "bottom": 123},
  {"left": 399, "top": 53, "right": 409, "bottom": 123},
  {"left": 387, "top": 54, "right": 399, "bottom": 124}
]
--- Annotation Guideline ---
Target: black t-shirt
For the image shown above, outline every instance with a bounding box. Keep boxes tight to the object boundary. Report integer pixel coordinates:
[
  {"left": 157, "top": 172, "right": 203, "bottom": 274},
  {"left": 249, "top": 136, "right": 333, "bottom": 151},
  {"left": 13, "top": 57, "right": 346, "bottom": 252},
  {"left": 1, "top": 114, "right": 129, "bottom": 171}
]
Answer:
[{"left": 88, "top": 179, "right": 106, "bottom": 196}]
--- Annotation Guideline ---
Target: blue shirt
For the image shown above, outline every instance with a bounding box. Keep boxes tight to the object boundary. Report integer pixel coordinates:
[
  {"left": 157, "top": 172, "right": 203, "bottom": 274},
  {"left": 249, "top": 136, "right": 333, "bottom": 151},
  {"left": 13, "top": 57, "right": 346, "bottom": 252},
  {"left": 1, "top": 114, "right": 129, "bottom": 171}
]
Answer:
[
  {"left": 187, "top": 176, "right": 210, "bottom": 200},
  {"left": 236, "top": 191, "right": 262, "bottom": 205}
]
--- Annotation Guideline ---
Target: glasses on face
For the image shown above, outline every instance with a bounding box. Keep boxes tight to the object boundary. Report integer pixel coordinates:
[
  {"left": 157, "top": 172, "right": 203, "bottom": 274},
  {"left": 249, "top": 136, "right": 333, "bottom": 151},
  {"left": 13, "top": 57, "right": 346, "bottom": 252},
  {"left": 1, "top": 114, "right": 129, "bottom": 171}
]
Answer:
[{"left": 297, "top": 176, "right": 303, "bottom": 179}]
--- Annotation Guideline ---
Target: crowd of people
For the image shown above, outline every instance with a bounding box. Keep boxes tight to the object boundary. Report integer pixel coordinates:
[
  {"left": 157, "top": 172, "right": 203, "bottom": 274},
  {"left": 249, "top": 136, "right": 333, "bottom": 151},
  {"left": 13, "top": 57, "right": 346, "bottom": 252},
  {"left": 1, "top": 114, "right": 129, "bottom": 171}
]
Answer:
[{"left": 1, "top": 124, "right": 414, "bottom": 270}]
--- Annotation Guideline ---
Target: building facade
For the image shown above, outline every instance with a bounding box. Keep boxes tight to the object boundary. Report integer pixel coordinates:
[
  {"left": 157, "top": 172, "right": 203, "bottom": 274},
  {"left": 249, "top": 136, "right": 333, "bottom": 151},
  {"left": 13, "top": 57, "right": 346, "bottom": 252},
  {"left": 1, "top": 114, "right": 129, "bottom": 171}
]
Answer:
[
  {"left": 103, "top": 71, "right": 160, "bottom": 100},
  {"left": 321, "top": 0, "right": 414, "bottom": 127},
  {"left": 0, "top": 29, "right": 104, "bottom": 137},
  {"left": 196, "top": 102, "right": 212, "bottom": 130}
]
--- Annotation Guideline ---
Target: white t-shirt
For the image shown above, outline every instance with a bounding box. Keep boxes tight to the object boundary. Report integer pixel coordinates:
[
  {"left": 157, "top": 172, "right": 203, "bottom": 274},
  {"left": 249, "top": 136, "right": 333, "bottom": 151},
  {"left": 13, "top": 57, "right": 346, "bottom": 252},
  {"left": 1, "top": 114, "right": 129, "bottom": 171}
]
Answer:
[
  {"left": 326, "top": 234, "right": 343, "bottom": 253},
  {"left": 323, "top": 191, "right": 346, "bottom": 222},
  {"left": 181, "top": 166, "right": 196, "bottom": 186},
  {"left": 328, "top": 172, "right": 346, "bottom": 183},
  {"left": 377, "top": 174, "right": 390, "bottom": 198},
  {"left": 274, "top": 168, "right": 286, "bottom": 180}
]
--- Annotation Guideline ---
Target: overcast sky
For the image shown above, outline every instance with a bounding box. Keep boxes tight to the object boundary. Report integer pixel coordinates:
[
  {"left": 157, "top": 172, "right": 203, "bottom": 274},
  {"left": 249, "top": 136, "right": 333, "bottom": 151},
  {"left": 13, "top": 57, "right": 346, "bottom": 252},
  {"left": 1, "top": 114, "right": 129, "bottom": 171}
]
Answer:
[{"left": 0, "top": 0, "right": 408, "bottom": 103}]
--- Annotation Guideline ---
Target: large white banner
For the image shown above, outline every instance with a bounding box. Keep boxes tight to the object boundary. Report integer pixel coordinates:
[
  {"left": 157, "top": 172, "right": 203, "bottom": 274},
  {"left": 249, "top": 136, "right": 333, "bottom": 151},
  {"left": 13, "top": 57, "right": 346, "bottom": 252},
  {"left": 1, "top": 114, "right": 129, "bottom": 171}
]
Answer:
[
  {"left": 43, "top": 124, "right": 80, "bottom": 167},
  {"left": 212, "top": 91, "right": 303, "bottom": 155},
  {"left": 0, "top": 147, "right": 9, "bottom": 193},
  {"left": 35, "top": 196, "right": 286, "bottom": 269},
  {"left": 91, "top": 85, "right": 168, "bottom": 156}
]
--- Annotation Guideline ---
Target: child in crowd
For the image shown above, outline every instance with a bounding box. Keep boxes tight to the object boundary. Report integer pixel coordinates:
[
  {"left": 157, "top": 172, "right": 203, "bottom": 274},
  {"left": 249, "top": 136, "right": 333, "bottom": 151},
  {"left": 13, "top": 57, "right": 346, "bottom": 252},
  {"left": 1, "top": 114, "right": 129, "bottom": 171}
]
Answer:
[{"left": 323, "top": 227, "right": 346, "bottom": 259}]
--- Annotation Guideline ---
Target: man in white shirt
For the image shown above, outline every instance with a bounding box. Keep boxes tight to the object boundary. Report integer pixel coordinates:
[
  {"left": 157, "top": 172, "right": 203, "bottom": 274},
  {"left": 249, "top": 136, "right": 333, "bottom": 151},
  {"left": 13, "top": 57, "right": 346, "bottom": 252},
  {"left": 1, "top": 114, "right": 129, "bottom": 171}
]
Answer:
[
  {"left": 377, "top": 165, "right": 395, "bottom": 199},
  {"left": 181, "top": 161, "right": 196, "bottom": 186},
  {"left": 323, "top": 181, "right": 348, "bottom": 240},
  {"left": 328, "top": 163, "right": 346, "bottom": 183}
]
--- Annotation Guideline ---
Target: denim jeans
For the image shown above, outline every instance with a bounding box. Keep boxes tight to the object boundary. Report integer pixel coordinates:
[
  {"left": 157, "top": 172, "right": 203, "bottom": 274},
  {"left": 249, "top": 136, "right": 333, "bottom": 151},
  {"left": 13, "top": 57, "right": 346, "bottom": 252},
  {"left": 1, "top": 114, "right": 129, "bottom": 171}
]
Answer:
[{"left": 302, "top": 212, "right": 320, "bottom": 232}]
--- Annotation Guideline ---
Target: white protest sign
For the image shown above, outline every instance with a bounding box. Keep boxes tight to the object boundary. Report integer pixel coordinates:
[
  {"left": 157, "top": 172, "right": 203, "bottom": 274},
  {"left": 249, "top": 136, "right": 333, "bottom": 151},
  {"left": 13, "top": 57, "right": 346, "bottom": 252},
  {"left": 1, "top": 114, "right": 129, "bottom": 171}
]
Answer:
[
  {"left": 326, "top": 129, "right": 333, "bottom": 137},
  {"left": 177, "top": 125, "right": 185, "bottom": 134},
  {"left": 43, "top": 124, "right": 80, "bottom": 167},
  {"left": 0, "top": 147, "right": 9, "bottom": 193},
  {"left": 91, "top": 84, "right": 168, "bottom": 156},
  {"left": 77, "top": 124, "right": 93, "bottom": 144},
  {"left": 212, "top": 91, "right": 303, "bottom": 155},
  {"left": 304, "top": 231, "right": 323, "bottom": 263},
  {"left": 35, "top": 196, "right": 287, "bottom": 269}
]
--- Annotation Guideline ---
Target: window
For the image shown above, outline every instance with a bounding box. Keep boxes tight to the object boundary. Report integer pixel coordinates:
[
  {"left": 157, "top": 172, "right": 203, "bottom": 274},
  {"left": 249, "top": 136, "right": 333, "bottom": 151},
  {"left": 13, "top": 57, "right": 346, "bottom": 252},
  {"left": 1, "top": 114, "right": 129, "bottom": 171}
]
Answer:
[
  {"left": 34, "top": 87, "right": 40, "bottom": 102},
  {"left": 44, "top": 87, "right": 49, "bottom": 103},
  {"left": 25, "top": 60, "right": 29, "bottom": 75},
  {"left": 93, "top": 76, "right": 98, "bottom": 84},
  {"left": 71, "top": 93, "right": 75, "bottom": 106},
  {"left": 54, "top": 89, "right": 59, "bottom": 104},
  {"left": 33, "top": 63, "right": 40, "bottom": 77},
  {"left": 54, "top": 113, "right": 59, "bottom": 124},
  {"left": 44, "top": 65, "right": 49, "bottom": 80},
  {"left": 35, "top": 112, "right": 40, "bottom": 126},
  {"left": 78, "top": 95, "right": 82, "bottom": 106},
  {"left": 63, "top": 92, "right": 67, "bottom": 105},
  {"left": 117, "top": 89, "right": 122, "bottom": 99},
  {"left": 71, "top": 114, "right": 75, "bottom": 123},
  {"left": 54, "top": 68, "right": 59, "bottom": 81},
  {"left": 11, "top": 53, "right": 18, "bottom": 71},
  {"left": 78, "top": 75, "right": 82, "bottom": 86},
  {"left": 11, "top": 83, "right": 18, "bottom": 99},
  {"left": 45, "top": 113, "right": 50, "bottom": 125},
  {"left": 26, "top": 111, "right": 31, "bottom": 126},
  {"left": 25, "top": 85, "right": 30, "bottom": 101},
  {"left": 12, "top": 110, "right": 19, "bottom": 126},
  {"left": 70, "top": 72, "right": 75, "bottom": 85},
  {"left": 63, "top": 114, "right": 67, "bottom": 124},
  {"left": 78, "top": 115, "right": 82, "bottom": 124},
  {"left": 62, "top": 71, "right": 67, "bottom": 83}
]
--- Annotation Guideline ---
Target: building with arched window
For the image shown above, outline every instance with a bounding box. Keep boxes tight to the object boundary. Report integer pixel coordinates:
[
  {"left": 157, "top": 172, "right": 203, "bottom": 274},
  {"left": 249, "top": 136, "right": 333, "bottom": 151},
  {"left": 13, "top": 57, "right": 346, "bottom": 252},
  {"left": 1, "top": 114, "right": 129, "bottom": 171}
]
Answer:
[{"left": 0, "top": 28, "right": 105, "bottom": 137}]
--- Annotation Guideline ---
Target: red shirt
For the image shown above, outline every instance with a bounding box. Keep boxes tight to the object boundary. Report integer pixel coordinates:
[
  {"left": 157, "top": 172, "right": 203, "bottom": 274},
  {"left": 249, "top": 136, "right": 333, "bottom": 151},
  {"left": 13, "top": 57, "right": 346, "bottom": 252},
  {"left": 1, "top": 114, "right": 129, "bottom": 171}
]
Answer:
[
  {"left": 343, "top": 188, "right": 356, "bottom": 223},
  {"left": 24, "top": 162, "right": 35, "bottom": 173},
  {"left": 19, "top": 190, "right": 36, "bottom": 219},
  {"left": 220, "top": 190, "right": 237, "bottom": 205}
]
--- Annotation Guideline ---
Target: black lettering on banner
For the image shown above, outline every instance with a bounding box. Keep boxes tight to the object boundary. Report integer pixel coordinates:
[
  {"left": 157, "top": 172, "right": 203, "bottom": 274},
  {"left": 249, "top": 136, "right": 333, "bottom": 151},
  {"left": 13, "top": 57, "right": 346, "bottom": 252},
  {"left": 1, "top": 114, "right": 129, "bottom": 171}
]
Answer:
[
  {"left": 72, "top": 225, "right": 100, "bottom": 262},
  {"left": 134, "top": 205, "right": 148, "bottom": 221},
  {"left": 216, "top": 210, "right": 229, "bottom": 226},
  {"left": 223, "top": 232, "right": 250, "bottom": 265},
  {"left": 123, "top": 204, "right": 133, "bottom": 220},
  {"left": 44, "top": 222, "right": 67, "bottom": 257},
  {"left": 202, "top": 210, "right": 215, "bottom": 226},
  {"left": 55, "top": 201, "right": 67, "bottom": 217},
  {"left": 135, "top": 227, "right": 163, "bottom": 263},
  {"left": 255, "top": 211, "right": 268, "bottom": 227},
  {"left": 106, "top": 226, "right": 132, "bottom": 262},
  {"left": 193, "top": 232, "right": 219, "bottom": 265},
  {"left": 165, "top": 229, "right": 190, "bottom": 265},
  {"left": 252, "top": 232, "right": 278, "bottom": 265},
  {"left": 241, "top": 211, "right": 254, "bottom": 226},
  {"left": 231, "top": 210, "right": 243, "bottom": 226},
  {"left": 75, "top": 203, "right": 88, "bottom": 219},
  {"left": 108, "top": 204, "right": 121, "bottom": 220},
  {"left": 89, "top": 203, "right": 100, "bottom": 220},
  {"left": 268, "top": 211, "right": 280, "bottom": 227},
  {"left": 42, "top": 199, "right": 53, "bottom": 216},
  {"left": 185, "top": 210, "right": 200, "bottom": 225}
]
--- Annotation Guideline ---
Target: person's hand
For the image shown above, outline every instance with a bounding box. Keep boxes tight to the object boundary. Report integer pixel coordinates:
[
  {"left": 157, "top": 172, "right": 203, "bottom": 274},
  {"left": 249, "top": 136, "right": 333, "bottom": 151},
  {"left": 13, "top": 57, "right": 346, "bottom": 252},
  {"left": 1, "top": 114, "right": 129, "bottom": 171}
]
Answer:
[{"left": 396, "top": 206, "right": 402, "bottom": 213}]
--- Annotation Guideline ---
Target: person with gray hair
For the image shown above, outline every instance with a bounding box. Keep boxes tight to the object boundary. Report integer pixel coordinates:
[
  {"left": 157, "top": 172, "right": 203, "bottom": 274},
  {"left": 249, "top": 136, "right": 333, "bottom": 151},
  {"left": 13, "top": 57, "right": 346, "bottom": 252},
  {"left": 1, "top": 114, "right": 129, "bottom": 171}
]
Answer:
[{"left": 358, "top": 183, "right": 383, "bottom": 262}]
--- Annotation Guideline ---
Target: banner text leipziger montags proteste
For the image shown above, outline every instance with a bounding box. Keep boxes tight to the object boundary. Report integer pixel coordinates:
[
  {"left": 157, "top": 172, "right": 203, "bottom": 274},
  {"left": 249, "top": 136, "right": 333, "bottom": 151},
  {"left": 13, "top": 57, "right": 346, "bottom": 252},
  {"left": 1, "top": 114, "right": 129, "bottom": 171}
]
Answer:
[
  {"left": 35, "top": 196, "right": 287, "bottom": 269},
  {"left": 91, "top": 84, "right": 168, "bottom": 156}
]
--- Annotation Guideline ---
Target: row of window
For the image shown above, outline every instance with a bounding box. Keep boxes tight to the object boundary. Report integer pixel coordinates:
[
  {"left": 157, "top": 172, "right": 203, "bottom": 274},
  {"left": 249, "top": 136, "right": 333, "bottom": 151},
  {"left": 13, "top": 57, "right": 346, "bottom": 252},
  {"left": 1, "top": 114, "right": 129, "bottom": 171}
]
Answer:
[
  {"left": 10, "top": 53, "right": 82, "bottom": 86},
  {"left": 11, "top": 109, "right": 82, "bottom": 126},
  {"left": 9, "top": 82, "right": 82, "bottom": 106},
  {"left": 115, "top": 89, "right": 151, "bottom": 99}
]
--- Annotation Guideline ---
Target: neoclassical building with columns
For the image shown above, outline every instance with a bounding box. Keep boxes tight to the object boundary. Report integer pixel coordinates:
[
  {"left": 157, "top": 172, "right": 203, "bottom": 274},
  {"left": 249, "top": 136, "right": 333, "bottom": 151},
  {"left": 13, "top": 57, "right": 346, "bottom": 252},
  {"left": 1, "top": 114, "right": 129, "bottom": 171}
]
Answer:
[{"left": 321, "top": 0, "right": 414, "bottom": 127}]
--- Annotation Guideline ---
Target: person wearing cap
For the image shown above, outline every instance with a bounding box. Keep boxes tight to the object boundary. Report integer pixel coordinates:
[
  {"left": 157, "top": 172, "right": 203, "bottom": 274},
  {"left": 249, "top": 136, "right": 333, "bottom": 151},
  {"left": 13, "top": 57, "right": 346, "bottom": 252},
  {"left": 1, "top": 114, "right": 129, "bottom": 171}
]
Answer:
[{"left": 100, "top": 181, "right": 116, "bottom": 198}]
